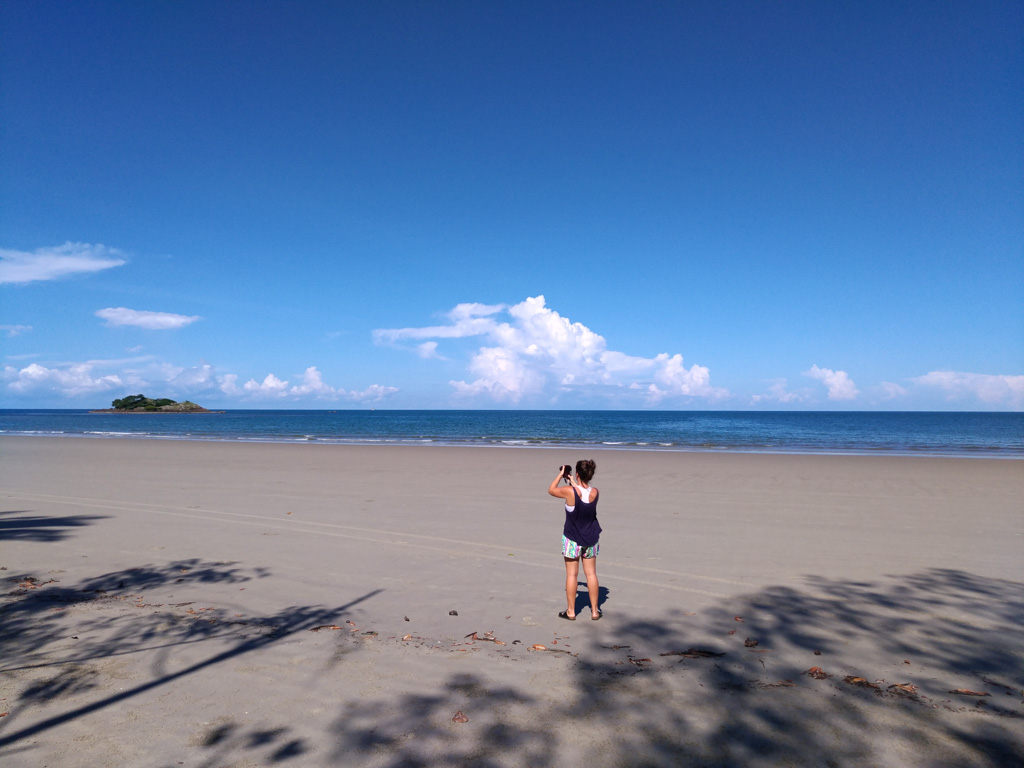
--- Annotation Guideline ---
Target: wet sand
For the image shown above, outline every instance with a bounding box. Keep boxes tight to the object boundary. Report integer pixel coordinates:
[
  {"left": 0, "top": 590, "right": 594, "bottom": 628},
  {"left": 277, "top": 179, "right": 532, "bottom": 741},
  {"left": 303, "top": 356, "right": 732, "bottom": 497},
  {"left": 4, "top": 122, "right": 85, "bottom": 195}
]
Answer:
[{"left": 1, "top": 436, "right": 1022, "bottom": 766}]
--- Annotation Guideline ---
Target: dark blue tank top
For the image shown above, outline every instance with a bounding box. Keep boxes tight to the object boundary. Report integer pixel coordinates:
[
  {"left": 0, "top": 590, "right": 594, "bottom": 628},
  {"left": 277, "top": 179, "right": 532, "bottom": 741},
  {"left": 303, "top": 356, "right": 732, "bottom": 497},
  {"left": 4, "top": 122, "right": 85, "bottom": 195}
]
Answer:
[{"left": 563, "top": 487, "right": 601, "bottom": 548}]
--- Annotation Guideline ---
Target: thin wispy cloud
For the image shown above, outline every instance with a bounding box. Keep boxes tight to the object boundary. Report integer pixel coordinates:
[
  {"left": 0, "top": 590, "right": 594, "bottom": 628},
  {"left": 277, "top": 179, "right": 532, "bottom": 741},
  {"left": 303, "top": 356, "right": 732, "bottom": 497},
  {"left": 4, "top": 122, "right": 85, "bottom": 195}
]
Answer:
[
  {"left": 876, "top": 381, "right": 908, "bottom": 400},
  {"left": 751, "top": 379, "right": 808, "bottom": 405},
  {"left": 376, "top": 295, "right": 728, "bottom": 405},
  {"left": 0, "top": 243, "right": 126, "bottom": 284},
  {"left": 96, "top": 307, "right": 202, "bottom": 330},
  {"left": 1, "top": 324, "right": 32, "bottom": 337},
  {"left": 416, "top": 341, "right": 443, "bottom": 360},
  {"left": 374, "top": 302, "right": 506, "bottom": 343}
]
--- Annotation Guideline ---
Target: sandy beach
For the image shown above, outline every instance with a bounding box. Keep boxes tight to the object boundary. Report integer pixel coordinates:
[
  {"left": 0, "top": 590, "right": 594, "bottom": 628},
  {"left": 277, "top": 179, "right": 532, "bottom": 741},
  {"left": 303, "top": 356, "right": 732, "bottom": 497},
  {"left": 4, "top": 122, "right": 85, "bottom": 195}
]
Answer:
[{"left": 1, "top": 436, "right": 1021, "bottom": 767}]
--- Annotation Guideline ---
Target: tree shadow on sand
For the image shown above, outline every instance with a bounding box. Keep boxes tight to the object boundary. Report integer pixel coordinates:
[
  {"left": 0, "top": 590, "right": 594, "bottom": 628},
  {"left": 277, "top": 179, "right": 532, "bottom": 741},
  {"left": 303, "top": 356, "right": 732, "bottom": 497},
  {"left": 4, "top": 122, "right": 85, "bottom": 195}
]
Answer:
[
  {"left": 183, "top": 721, "right": 310, "bottom": 768},
  {"left": 0, "top": 510, "right": 107, "bottom": 543},
  {"left": 0, "top": 558, "right": 380, "bottom": 757},
  {"left": 326, "top": 568, "right": 1023, "bottom": 768}
]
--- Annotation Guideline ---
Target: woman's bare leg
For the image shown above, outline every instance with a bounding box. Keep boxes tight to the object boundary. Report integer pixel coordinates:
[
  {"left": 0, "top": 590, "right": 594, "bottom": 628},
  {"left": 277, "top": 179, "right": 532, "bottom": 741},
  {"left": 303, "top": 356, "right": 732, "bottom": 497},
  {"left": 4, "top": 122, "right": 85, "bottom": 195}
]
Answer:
[
  {"left": 564, "top": 557, "right": 580, "bottom": 617},
  {"left": 581, "top": 556, "right": 600, "bottom": 618}
]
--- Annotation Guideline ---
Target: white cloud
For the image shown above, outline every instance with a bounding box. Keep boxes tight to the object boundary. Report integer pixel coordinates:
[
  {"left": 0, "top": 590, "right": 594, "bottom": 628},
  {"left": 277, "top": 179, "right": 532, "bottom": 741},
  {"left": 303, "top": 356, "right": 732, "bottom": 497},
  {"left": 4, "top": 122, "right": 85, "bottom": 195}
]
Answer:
[
  {"left": 0, "top": 242, "right": 127, "bottom": 284},
  {"left": 450, "top": 345, "right": 545, "bottom": 402},
  {"left": 289, "top": 367, "right": 335, "bottom": 397},
  {"left": 3, "top": 358, "right": 398, "bottom": 406},
  {"left": 216, "top": 374, "right": 240, "bottom": 396},
  {"left": 751, "top": 379, "right": 808, "bottom": 404},
  {"left": 244, "top": 373, "right": 290, "bottom": 397},
  {"left": 653, "top": 353, "right": 713, "bottom": 394},
  {"left": 86, "top": 355, "right": 156, "bottom": 367},
  {"left": 3, "top": 362, "right": 123, "bottom": 397},
  {"left": 1, "top": 324, "right": 32, "bottom": 337},
  {"left": 877, "top": 381, "right": 908, "bottom": 400},
  {"left": 349, "top": 383, "right": 400, "bottom": 402},
  {"left": 913, "top": 371, "right": 1024, "bottom": 408},
  {"left": 376, "top": 295, "right": 727, "bottom": 405},
  {"left": 239, "top": 367, "right": 399, "bottom": 403},
  {"left": 96, "top": 307, "right": 202, "bottom": 330},
  {"left": 804, "top": 365, "right": 860, "bottom": 401},
  {"left": 168, "top": 363, "right": 217, "bottom": 388},
  {"left": 416, "top": 341, "right": 443, "bottom": 359},
  {"left": 373, "top": 302, "right": 505, "bottom": 344}
]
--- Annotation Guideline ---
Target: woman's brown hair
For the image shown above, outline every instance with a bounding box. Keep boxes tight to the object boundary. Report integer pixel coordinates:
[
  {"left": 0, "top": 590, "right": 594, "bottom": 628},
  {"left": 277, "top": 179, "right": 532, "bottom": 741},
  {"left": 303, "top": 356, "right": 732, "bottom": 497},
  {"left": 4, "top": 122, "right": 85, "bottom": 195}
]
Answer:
[{"left": 576, "top": 459, "right": 596, "bottom": 483}]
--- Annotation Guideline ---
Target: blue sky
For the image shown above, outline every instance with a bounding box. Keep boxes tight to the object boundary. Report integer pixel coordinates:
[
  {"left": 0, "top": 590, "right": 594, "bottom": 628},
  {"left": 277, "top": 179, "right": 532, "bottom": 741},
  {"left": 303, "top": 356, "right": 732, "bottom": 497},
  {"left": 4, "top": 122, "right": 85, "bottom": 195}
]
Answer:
[{"left": 2, "top": 1, "right": 1021, "bottom": 410}]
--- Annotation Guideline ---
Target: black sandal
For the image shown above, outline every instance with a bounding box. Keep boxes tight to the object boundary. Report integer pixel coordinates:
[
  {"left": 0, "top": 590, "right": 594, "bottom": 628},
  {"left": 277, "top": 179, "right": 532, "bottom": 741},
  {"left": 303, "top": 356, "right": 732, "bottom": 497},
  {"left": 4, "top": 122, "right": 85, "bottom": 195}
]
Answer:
[{"left": 558, "top": 611, "right": 576, "bottom": 621}]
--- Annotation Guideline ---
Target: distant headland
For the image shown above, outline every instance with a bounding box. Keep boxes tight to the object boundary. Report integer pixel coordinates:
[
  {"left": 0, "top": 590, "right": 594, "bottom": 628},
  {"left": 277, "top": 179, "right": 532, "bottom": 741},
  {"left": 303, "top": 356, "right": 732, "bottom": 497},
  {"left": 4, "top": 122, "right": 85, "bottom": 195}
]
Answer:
[{"left": 89, "top": 394, "right": 224, "bottom": 414}]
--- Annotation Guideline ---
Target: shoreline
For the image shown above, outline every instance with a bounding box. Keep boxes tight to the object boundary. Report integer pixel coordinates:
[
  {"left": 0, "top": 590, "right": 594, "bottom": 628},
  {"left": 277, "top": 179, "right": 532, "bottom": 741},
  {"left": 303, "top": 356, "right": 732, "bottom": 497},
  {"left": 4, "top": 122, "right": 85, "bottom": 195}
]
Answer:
[
  {"left": 1, "top": 431, "right": 1021, "bottom": 459},
  {"left": 4, "top": 410, "right": 1021, "bottom": 460},
  {"left": 85, "top": 410, "right": 226, "bottom": 414}
]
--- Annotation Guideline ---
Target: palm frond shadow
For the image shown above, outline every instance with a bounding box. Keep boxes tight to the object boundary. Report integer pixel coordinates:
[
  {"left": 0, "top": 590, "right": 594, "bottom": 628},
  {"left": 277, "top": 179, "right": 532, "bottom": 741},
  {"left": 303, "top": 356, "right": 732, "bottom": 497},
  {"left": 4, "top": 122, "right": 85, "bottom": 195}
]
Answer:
[
  {"left": 0, "top": 558, "right": 381, "bottom": 752},
  {"left": 0, "top": 510, "right": 107, "bottom": 542}
]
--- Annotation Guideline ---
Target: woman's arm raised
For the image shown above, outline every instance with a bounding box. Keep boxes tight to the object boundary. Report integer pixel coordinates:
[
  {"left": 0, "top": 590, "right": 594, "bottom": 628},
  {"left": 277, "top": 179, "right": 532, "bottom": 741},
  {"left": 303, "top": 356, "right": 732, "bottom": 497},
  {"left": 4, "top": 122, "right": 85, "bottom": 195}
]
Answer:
[{"left": 548, "top": 468, "right": 575, "bottom": 502}]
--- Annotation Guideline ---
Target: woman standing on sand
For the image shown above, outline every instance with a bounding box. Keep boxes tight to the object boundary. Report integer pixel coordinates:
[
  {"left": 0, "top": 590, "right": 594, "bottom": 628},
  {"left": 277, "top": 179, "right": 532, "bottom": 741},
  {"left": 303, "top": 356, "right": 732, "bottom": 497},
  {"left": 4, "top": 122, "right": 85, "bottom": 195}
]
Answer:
[{"left": 548, "top": 459, "right": 602, "bottom": 621}]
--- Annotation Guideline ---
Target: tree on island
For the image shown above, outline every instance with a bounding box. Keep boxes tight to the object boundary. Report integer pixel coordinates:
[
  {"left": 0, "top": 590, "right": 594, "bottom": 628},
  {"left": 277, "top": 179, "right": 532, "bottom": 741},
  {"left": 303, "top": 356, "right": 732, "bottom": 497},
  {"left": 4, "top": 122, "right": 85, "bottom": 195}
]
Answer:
[
  {"left": 107, "top": 394, "right": 211, "bottom": 412},
  {"left": 111, "top": 394, "right": 176, "bottom": 411}
]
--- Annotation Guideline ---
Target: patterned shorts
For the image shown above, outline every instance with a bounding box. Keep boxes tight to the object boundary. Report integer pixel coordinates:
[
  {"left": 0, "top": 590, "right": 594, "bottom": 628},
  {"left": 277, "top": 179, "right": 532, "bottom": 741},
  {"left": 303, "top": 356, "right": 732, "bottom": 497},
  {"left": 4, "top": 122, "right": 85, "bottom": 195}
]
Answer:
[{"left": 562, "top": 535, "right": 599, "bottom": 560}]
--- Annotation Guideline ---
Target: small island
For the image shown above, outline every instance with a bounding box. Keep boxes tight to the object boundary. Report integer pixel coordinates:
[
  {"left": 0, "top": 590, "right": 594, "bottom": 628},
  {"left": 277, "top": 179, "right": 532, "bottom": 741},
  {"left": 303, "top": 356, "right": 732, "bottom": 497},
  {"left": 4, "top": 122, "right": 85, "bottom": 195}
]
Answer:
[{"left": 90, "top": 394, "right": 224, "bottom": 413}]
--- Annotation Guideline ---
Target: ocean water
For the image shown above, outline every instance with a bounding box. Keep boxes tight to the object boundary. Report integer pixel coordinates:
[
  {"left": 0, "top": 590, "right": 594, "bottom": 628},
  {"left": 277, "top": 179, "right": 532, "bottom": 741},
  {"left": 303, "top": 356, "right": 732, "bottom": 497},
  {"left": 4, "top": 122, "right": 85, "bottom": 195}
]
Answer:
[{"left": 1, "top": 410, "right": 1021, "bottom": 458}]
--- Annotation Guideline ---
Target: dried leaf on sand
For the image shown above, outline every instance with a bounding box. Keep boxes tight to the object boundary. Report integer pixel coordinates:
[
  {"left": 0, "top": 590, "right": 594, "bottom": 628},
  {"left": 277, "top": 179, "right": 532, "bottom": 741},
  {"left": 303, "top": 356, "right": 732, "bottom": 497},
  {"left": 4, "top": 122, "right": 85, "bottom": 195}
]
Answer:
[
  {"left": 888, "top": 683, "right": 918, "bottom": 696},
  {"left": 844, "top": 676, "right": 880, "bottom": 689},
  {"left": 660, "top": 648, "right": 725, "bottom": 659}
]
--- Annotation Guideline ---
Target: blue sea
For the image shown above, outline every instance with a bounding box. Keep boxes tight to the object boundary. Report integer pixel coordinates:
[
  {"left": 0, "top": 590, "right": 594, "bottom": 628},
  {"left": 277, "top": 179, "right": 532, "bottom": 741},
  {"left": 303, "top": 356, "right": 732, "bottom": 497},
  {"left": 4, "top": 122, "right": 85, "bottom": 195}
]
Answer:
[{"left": 1, "top": 410, "right": 1021, "bottom": 458}]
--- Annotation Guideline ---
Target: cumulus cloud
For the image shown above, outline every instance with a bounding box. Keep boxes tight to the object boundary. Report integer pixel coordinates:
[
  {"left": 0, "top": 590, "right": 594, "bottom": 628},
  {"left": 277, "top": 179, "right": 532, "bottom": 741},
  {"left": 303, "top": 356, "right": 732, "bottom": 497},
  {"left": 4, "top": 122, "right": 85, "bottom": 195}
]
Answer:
[
  {"left": 231, "top": 367, "right": 398, "bottom": 402},
  {"left": 3, "top": 362, "right": 123, "bottom": 397},
  {"left": 0, "top": 242, "right": 127, "bottom": 284},
  {"left": 1, "top": 324, "right": 32, "bottom": 337},
  {"left": 375, "top": 295, "right": 727, "bottom": 405},
  {"left": 804, "top": 365, "right": 860, "bottom": 401},
  {"left": 244, "top": 373, "right": 290, "bottom": 397},
  {"left": 913, "top": 371, "right": 1024, "bottom": 409},
  {"left": 286, "top": 367, "right": 331, "bottom": 397},
  {"left": 96, "top": 307, "right": 202, "bottom": 330},
  {"left": 217, "top": 374, "right": 241, "bottom": 396},
  {"left": 4, "top": 359, "right": 397, "bottom": 405}
]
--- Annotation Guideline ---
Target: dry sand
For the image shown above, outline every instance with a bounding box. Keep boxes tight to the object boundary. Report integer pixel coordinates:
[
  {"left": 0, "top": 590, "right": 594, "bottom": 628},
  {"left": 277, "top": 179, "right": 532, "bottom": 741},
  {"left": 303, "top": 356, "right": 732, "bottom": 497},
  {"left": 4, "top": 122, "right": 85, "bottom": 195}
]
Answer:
[{"left": 1, "top": 436, "right": 1021, "bottom": 767}]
